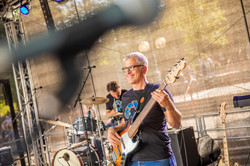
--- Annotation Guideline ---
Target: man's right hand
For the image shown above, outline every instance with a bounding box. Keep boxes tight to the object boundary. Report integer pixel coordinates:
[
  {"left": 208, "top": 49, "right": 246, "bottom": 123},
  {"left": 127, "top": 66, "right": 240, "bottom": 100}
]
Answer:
[{"left": 108, "top": 127, "right": 121, "bottom": 146}]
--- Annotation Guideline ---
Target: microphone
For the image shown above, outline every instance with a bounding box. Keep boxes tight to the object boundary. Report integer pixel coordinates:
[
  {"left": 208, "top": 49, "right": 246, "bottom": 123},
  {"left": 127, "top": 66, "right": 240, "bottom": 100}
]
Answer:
[
  {"left": 34, "top": 86, "right": 43, "bottom": 91},
  {"left": 83, "top": 65, "right": 96, "bottom": 70},
  {"left": 61, "top": 153, "right": 69, "bottom": 161},
  {"left": 11, "top": 0, "right": 160, "bottom": 62}
]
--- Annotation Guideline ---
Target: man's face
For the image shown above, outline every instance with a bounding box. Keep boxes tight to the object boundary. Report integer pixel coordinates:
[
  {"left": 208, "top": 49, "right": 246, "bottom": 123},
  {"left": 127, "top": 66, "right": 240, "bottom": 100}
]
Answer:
[
  {"left": 110, "top": 89, "right": 121, "bottom": 99},
  {"left": 124, "top": 57, "right": 145, "bottom": 85}
]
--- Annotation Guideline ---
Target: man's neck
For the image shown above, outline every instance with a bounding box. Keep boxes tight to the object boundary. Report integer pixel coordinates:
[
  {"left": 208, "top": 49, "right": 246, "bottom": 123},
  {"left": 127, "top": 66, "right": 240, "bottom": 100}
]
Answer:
[{"left": 132, "top": 80, "right": 148, "bottom": 90}]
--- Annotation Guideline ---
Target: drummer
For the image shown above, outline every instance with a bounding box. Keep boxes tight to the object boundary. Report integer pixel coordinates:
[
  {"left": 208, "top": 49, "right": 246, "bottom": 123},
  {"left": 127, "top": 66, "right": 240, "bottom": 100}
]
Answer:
[{"left": 105, "top": 81, "right": 127, "bottom": 128}]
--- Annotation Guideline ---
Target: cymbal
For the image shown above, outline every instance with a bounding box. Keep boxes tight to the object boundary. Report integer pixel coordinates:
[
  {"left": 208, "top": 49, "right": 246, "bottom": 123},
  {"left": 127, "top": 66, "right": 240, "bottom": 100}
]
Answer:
[
  {"left": 112, "top": 112, "right": 123, "bottom": 117},
  {"left": 82, "top": 97, "right": 109, "bottom": 105},
  {"left": 39, "top": 119, "right": 71, "bottom": 128}
]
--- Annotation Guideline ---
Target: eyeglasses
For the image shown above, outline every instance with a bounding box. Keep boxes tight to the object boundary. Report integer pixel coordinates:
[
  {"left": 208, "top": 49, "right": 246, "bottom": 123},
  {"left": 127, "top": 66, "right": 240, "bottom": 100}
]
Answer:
[{"left": 121, "top": 65, "right": 144, "bottom": 73}]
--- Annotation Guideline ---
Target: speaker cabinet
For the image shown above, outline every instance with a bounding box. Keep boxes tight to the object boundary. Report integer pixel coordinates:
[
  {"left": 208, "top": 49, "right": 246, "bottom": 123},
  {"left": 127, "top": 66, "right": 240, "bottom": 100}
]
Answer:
[
  {"left": 168, "top": 126, "right": 200, "bottom": 166},
  {"left": 0, "top": 146, "right": 14, "bottom": 165}
]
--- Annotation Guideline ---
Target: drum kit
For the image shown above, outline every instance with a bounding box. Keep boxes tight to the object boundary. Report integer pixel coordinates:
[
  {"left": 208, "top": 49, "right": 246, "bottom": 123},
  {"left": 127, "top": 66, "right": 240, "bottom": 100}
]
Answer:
[{"left": 40, "top": 97, "right": 117, "bottom": 166}]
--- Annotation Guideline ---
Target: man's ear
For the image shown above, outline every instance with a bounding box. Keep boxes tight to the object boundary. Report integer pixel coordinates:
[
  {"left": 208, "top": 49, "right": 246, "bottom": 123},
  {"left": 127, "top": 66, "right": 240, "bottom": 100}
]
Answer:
[{"left": 143, "top": 66, "right": 148, "bottom": 74}]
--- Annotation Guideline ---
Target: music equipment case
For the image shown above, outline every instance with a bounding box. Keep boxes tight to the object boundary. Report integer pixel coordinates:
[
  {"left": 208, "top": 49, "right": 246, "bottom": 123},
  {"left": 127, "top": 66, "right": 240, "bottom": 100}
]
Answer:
[{"left": 168, "top": 126, "right": 201, "bottom": 166}]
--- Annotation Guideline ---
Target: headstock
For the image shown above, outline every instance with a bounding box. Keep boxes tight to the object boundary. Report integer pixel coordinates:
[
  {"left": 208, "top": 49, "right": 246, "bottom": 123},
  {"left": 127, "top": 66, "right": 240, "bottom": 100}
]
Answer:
[
  {"left": 220, "top": 102, "right": 227, "bottom": 122},
  {"left": 165, "top": 58, "right": 186, "bottom": 84}
]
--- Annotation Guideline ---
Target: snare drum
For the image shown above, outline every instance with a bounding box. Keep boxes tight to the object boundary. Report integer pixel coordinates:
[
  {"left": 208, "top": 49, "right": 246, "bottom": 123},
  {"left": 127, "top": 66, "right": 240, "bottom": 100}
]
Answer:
[
  {"left": 73, "top": 117, "right": 97, "bottom": 135},
  {"left": 52, "top": 144, "right": 101, "bottom": 166}
]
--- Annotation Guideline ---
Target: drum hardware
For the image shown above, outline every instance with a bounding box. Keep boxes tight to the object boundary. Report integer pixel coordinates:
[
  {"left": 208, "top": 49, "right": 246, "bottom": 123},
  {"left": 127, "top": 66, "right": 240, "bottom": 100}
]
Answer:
[
  {"left": 73, "top": 117, "right": 97, "bottom": 135},
  {"left": 73, "top": 64, "right": 99, "bottom": 166},
  {"left": 39, "top": 119, "right": 75, "bottom": 149},
  {"left": 72, "top": 64, "right": 110, "bottom": 165},
  {"left": 102, "top": 140, "right": 115, "bottom": 166},
  {"left": 52, "top": 144, "right": 101, "bottom": 166},
  {"left": 91, "top": 105, "right": 108, "bottom": 166},
  {"left": 42, "top": 124, "right": 58, "bottom": 166}
]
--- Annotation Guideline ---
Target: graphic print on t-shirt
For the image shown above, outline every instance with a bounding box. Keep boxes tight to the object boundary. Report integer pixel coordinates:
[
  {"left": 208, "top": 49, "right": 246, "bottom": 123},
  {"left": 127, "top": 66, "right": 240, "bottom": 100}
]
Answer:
[
  {"left": 113, "top": 100, "right": 122, "bottom": 112},
  {"left": 124, "top": 100, "right": 138, "bottom": 119}
]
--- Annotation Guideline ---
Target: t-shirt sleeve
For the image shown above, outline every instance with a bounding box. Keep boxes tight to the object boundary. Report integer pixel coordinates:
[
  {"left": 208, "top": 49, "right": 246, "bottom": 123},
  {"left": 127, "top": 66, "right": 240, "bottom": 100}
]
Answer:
[
  {"left": 161, "top": 88, "right": 175, "bottom": 112},
  {"left": 106, "top": 94, "right": 113, "bottom": 110}
]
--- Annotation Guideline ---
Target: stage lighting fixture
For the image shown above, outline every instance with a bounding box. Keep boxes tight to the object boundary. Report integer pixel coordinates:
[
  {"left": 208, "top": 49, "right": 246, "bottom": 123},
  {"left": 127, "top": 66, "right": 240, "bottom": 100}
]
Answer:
[
  {"left": 53, "top": 0, "right": 66, "bottom": 3},
  {"left": 20, "top": 4, "right": 29, "bottom": 15}
]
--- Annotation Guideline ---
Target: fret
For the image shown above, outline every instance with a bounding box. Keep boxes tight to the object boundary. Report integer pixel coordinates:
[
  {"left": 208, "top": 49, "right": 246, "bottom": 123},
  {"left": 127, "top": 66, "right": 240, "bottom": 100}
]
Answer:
[{"left": 220, "top": 102, "right": 230, "bottom": 166}]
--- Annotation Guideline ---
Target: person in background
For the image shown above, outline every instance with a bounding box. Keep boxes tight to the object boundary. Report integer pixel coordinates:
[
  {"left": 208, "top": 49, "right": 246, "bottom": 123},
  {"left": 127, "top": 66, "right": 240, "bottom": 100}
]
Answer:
[{"left": 105, "top": 81, "right": 127, "bottom": 128}]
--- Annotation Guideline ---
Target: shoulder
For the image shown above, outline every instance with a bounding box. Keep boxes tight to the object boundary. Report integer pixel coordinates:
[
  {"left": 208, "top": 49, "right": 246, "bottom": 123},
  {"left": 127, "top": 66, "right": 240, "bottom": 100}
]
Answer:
[
  {"left": 121, "top": 89, "right": 127, "bottom": 95},
  {"left": 106, "top": 93, "right": 112, "bottom": 99},
  {"left": 146, "top": 83, "right": 160, "bottom": 92},
  {"left": 122, "top": 89, "right": 133, "bottom": 97}
]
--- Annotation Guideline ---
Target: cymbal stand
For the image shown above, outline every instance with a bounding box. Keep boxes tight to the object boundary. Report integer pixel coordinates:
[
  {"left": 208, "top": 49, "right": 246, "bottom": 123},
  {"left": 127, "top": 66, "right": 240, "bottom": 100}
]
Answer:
[
  {"left": 43, "top": 124, "right": 57, "bottom": 166},
  {"left": 73, "top": 67, "right": 93, "bottom": 166},
  {"left": 66, "top": 127, "right": 74, "bottom": 148},
  {"left": 91, "top": 104, "right": 107, "bottom": 166}
]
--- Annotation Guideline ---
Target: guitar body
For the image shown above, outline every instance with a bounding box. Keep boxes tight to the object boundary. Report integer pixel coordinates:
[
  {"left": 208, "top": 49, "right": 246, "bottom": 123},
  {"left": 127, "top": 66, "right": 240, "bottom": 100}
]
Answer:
[{"left": 112, "top": 121, "right": 140, "bottom": 166}]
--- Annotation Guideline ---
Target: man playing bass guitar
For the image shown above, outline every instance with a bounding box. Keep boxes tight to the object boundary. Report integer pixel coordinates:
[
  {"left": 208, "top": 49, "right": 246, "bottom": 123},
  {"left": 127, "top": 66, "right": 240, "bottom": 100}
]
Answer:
[{"left": 108, "top": 52, "right": 182, "bottom": 166}]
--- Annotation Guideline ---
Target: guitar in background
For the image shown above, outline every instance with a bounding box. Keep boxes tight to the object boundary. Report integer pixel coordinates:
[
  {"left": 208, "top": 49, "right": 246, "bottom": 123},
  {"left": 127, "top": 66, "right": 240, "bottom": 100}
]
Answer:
[
  {"left": 111, "top": 59, "right": 186, "bottom": 166},
  {"left": 218, "top": 102, "right": 239, "bottom": 166}
]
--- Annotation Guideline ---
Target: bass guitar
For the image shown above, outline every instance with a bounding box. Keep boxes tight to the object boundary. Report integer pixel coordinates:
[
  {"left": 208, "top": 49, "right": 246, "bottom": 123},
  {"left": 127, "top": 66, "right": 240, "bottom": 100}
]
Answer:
[
  {"left": 111, "top": 58, "right": 186, "bottom": 166},
  {"left": 218, "top": 102, "right": 239, "bottom": 166}
]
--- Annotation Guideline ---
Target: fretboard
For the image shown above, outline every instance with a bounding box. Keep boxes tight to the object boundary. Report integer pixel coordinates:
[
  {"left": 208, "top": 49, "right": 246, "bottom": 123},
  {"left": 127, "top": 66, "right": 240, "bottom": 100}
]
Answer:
[
  {"left": 222, "top": 121, "right": 230, "bottom": 166},
  {"left": 127, "top": 82, "right": 167, "bottom": 138}
]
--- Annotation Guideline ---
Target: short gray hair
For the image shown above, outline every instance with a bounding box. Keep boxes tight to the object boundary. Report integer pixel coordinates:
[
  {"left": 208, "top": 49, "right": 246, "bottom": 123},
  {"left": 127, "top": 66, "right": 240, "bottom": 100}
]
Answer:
[{"left": 123, "top": 52, "right": 148, "bottom": 67}]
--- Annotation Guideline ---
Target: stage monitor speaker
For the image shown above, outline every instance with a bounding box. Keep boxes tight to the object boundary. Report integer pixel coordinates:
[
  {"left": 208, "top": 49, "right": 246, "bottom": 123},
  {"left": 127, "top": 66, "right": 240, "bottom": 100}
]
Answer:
[
  {"left": 168, "top": 126, "right": 200, "bottom": 166},
  {"left": 0, "top": 146, "right": 14, "bottom": 165}
]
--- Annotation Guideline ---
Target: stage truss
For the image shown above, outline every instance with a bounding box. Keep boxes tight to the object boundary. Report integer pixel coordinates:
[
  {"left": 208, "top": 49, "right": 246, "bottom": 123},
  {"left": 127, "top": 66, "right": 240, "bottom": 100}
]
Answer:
[{"left": 4, "top": 20, "right": 48, "bottom": 165}]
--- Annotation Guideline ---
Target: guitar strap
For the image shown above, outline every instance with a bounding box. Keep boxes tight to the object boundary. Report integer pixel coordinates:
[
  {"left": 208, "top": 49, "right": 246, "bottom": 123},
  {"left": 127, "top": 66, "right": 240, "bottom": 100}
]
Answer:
[{"left": 135, "top": 83, "right": 153, "bottom": 114}]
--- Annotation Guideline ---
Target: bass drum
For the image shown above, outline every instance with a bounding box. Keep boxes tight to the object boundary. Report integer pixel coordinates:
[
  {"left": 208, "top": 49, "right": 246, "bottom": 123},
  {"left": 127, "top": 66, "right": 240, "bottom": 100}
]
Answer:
[{"left": 52, "top": 145, "right": 101, "bottom": 166}]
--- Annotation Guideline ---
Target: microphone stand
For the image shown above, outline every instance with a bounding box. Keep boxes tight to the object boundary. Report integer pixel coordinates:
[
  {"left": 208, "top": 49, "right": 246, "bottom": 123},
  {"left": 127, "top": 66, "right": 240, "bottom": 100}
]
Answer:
[
  {"left": 12, "top": 88, "right": 40, "bottom": 123},
  {"left": 73, "top": 67, "right": 93, "bottom": 166}
]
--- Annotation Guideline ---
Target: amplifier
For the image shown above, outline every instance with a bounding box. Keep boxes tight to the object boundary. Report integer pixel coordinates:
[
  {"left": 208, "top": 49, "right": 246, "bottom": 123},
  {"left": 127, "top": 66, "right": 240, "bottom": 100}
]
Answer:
[
  {"left": 168, "top": 126, "right": 200, "bottom": 166},
  {"left": 0, "top": 146, "right": 14, "bottom": 166}
]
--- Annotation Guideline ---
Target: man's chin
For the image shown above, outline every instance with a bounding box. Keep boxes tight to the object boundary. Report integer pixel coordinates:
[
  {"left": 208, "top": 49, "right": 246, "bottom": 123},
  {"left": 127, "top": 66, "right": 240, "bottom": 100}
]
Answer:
[{"left": 127, "top": 80, "right": 134, "bottom": 84}]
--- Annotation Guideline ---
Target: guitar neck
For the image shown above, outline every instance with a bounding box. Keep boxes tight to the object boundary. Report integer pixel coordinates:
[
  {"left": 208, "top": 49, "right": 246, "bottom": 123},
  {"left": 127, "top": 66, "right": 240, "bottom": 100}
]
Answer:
[
  {"left": 127, "top": 83, "right": 167, "bottom": 138},
  {"left": 222, "top": 120, "right": 230, "bottom": 166}
]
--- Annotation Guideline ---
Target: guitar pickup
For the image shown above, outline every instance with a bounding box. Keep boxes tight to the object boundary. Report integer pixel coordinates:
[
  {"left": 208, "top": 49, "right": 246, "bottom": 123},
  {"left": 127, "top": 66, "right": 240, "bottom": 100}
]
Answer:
[
  {"left": 121, "top": 138, "right": 126, "bottom": 149},
  {"left": 117, "top": 146, "right": 121, "bottom": 156}
]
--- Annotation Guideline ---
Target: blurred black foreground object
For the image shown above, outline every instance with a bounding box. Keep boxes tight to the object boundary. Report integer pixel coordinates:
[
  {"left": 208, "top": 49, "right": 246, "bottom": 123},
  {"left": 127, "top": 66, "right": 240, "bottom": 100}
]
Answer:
[{"left": 8, "top": 0, "right": 161, "bottom": 117}]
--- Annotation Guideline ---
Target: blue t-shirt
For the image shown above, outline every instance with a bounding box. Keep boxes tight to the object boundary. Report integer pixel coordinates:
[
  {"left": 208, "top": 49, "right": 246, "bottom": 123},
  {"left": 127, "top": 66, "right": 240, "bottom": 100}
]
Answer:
[{"left": 121, "top": 84, "right": 174, "bottom": 161}]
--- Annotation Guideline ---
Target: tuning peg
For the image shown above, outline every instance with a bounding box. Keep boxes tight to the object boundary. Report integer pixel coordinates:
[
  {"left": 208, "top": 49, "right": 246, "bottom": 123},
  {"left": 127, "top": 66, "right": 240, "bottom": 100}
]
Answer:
[{"left": 175, "top": 76, "right": 179, "bottom": 79}]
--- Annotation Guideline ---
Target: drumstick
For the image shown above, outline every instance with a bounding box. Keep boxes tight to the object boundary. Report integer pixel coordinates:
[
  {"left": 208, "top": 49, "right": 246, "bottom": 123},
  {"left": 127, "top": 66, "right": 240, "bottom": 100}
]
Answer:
[{"left": 70, "top": 140, "right": 87, "bottom": 149}]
